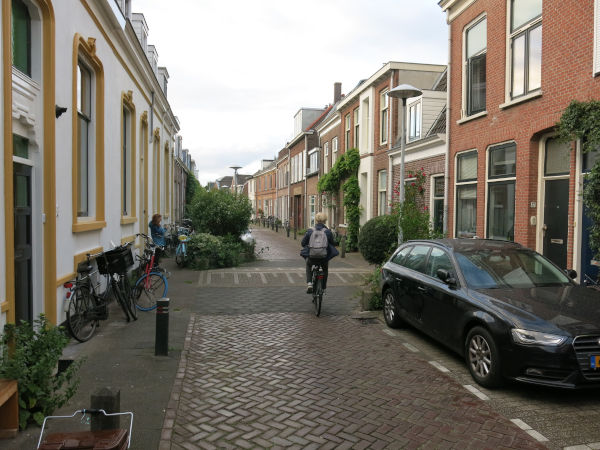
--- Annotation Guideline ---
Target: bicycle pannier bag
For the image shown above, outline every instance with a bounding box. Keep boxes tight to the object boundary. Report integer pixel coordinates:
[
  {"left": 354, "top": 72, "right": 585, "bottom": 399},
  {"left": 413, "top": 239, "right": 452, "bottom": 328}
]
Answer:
[{"left": 308, "top": 227, "right": 328, "bottom": 259}]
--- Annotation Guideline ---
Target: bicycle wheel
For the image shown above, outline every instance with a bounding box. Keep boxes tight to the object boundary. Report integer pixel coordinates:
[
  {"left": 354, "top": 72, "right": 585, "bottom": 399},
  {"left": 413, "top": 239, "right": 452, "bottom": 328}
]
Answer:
[
  {"left": 175, "top": 245, "right": 185, "bottom": 267},
  {"left": 134, "top": 272, "right": 168, "bottom": 311},
  {"left": 313, "top": 274, "right": 322, "bottom": 317},
  {"left": 67, "top": 285, "right": 98, "bottom": 342},
  {"left": 119, "top": 273, "right": 138, "bottom": 320}
]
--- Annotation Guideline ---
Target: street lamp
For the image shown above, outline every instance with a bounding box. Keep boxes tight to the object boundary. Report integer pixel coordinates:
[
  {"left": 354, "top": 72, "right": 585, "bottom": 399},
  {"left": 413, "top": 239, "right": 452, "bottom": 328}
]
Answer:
[
  {"left": 230, "top": 166, "right": 241, "bottom": 195},
  {"left": 388, "top": 84, "right": 422, "bottom": 245}
]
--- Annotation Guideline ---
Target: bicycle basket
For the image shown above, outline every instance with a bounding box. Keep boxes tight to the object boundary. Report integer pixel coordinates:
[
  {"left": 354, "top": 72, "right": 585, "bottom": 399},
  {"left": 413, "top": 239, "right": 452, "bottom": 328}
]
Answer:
[
  {"left": 97, "top": 247, "right": 133, "bottom": 274},
  {"left": 178, "top": 234, "right": 188, "bottom": 242}
]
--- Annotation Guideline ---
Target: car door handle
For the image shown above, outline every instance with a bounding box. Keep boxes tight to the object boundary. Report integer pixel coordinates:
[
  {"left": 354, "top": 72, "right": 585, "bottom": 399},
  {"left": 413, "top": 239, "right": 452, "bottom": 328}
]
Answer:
[{"left": 417, "top": 286, "right": 428, "bottom": 292}]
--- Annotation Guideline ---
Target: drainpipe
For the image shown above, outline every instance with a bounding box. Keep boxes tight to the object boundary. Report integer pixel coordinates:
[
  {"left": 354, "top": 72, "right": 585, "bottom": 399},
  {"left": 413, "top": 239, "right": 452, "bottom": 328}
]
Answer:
[
  {"left": 443, "top": 19, "right": 451, "bottom": 236},
  {"left": 387, "top": 70, "right": 394, "bottom": 214},
  {"left": 287, "top": 147, "right": 291, "bottom": 225}
]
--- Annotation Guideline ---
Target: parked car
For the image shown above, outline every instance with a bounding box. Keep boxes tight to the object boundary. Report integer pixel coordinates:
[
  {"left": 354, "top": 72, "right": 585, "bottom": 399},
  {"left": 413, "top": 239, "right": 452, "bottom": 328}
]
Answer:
[
  {"left": 240, "top": 229, "right": 255, "bottom": 245},
  {"left": 381, "top": 238, "right": 600, "bottom": 389}
]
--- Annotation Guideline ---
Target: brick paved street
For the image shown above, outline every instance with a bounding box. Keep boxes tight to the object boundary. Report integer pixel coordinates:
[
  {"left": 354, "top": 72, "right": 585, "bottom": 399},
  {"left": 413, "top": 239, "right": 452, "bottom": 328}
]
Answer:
[{"left": 159, "top": 228, "right": 548, "bottom": 449}]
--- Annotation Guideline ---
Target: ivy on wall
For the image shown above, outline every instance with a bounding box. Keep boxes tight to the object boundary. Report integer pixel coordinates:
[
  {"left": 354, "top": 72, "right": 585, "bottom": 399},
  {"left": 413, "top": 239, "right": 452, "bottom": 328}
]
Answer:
[
  {"left": 556, "top": 100, "right": 600, "bottom": 262},
  {"left": 317, "top": 148, "right": 361, "bottom": 250}
]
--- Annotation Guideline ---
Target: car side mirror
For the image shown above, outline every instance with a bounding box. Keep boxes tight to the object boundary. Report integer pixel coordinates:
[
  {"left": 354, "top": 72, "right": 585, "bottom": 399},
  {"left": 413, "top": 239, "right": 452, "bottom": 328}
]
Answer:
[
  {"left": 437, "top": 269, "right": 457, "bottom": 286},
  {"left": 566, "top": 269, "right": 577, "bottom": 280}
]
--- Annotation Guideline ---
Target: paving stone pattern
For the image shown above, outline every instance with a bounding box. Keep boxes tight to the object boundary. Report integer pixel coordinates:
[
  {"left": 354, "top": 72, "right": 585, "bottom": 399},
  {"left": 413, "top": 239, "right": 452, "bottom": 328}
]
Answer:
[{"left": 161, "top": 312, "right": 547, "bottom": 449}]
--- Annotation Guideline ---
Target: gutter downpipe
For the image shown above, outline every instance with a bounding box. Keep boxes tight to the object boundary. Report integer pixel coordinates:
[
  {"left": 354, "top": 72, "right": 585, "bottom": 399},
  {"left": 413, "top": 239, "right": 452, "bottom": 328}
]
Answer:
[
  {"left": 443, "top": 13, "right": 451, "bottom": 236},
  {"left": 387, "top": 70, "right": 394, "bottom": 214},
  {"left": 288, "top": 147, "right": 291, "bottom": 225}
]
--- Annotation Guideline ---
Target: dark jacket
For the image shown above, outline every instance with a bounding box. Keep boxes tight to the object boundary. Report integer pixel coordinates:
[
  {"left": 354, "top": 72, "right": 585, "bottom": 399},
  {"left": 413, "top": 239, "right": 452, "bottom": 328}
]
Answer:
[{"left": 300, "top": 223, "right": 339, "bottom": 260}]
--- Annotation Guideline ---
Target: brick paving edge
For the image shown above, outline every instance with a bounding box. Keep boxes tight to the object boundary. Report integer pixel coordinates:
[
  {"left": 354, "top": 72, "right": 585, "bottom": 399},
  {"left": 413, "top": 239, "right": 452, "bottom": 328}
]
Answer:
[{"left": 159, "top": 313, "right": 196, "bottom": 450}]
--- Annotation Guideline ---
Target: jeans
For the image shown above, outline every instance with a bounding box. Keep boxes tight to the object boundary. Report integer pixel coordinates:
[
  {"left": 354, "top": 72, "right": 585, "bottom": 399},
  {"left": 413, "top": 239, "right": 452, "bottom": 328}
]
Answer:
[{"left": 306, "top": 258, "right": 329, "bottom": 289}]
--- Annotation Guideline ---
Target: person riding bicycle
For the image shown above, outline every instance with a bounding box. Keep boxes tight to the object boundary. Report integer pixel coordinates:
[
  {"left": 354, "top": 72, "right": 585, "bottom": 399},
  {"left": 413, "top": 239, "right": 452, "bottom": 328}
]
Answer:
[
  {"left": 301, "top": 212, "right": 339, "bottom": 294},
  {"left": 149, "top": 214, "right": 166, "bottom": 265}
]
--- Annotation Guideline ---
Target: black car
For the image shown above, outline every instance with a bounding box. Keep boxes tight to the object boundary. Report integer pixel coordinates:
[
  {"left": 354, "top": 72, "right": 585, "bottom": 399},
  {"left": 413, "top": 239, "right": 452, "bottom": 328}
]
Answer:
[{"left": 381, "top": 238, "right": 600, "bottom": 389}]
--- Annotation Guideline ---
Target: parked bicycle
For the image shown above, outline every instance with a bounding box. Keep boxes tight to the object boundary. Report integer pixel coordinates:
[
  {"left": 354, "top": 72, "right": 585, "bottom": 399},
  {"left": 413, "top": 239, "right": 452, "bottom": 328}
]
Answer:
[
  {"left": 310, "top": 260, "right": 325, "bottom": 317},
  {"left": 175, "top": 225, "right": 191, "bottom": 267},
  {"left": 133, "top": 233, "right": 169, "bottom": 311},
  {"left": 97, "top": 242, "right": 138, "bottom": 323},
  {"left": 64, "top": 252, "right": 114, "bottom": 342}
]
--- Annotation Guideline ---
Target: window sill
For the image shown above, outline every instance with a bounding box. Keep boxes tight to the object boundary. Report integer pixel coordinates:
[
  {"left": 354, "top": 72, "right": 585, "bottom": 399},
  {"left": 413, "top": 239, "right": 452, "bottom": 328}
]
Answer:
[
  {"left": 499, "top": 91, "right": 542, "bottom": 109},
  {"left": 120, "top": 216, "right": 137, "bottom": 225},
  {"left": 72, "top": 220, "right": 106, "bottom": 233},
  {"left": 457, "top": 110, "right": 487, "bottom": 125}
]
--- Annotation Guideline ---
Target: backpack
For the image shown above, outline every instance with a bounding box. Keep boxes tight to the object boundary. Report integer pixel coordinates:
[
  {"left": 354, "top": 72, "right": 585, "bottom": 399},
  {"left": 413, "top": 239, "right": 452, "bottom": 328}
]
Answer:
[{"left": 308, "top": 227, "right": 328, "bottom": 259}]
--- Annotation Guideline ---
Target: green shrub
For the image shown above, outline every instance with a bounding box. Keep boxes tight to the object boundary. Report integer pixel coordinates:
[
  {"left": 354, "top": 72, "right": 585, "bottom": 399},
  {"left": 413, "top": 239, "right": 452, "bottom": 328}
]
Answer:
[
  {"left": 187, "top": 233, "right": 254, "bottom": 269},
  {"left": 358, "top": 215, "right": 398, "bottom": 264},
  {"left": 188, "top": 187, "right": 252, "bottom": 237},
  {"left": 362, "top": 265, "right": 383, "bottom": 310},
  {"left": 0, "top": 314, "right": 83, "bottom": 429}
]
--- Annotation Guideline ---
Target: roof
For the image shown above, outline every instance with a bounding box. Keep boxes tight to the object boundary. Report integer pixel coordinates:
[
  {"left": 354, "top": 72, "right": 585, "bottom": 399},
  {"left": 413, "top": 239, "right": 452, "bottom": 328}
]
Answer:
[{"left": 426, "top": 106, "right": 446, "bottom": 136}]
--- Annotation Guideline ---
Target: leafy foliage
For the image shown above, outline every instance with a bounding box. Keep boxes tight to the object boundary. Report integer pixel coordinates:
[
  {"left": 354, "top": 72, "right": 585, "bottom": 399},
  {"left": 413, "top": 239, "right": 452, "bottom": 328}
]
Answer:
[
  {"left": 187, "top": 233, "right": 255, "bottom": 269},
  {"left": 392, "top": 169, "right": 440, "bottom": 242},
  {"left": 0, "top": 315, "right": 83, "bottom": 429},
  {"left": 557, "top": 100, "right": 600, "bottom": 261},
  {"left": 358, "top": 215, "right": 398, "bottom": 264},
  {"left": 188, "top": 187, "right": 252, "bottom": 237},
  {"left": 362, "top": 265, "right": 384, "bottom": 310},
  {"left": 318, "top": 148, "right": 361, "bottom": 250},
  {"left": 185, "top": 172, "right": 201, "bottom": 206}
]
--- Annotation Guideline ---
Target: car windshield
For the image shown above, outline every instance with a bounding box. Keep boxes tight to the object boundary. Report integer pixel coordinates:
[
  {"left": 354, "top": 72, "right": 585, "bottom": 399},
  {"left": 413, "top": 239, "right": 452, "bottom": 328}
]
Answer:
[{"left": 455, "top": 248, "right": 571, "bottom": 289}]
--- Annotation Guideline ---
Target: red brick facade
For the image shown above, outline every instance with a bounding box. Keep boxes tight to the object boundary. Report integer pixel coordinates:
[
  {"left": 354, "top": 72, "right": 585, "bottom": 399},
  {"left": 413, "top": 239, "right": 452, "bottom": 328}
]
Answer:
[{"left": 443, "top": 0, "right": 599, "bottom": 273}]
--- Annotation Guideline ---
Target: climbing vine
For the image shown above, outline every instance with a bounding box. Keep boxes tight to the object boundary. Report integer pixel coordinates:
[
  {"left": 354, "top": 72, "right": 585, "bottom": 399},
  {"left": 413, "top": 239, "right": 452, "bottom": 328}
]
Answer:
[
  {"left": 556, "top": 100, "right": 600, "bottom": 260},
  {"left": 318, "top": 148, "right": 361, "bottom": 250}
]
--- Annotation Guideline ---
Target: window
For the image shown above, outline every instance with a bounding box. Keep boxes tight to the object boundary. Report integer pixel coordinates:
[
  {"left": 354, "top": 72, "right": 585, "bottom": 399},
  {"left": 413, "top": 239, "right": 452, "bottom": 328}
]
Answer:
[
  {"left": 13, "top": 134, "right": 29, "bottom": 159},
  {"left": 378, "top": 170, "right": 387, "bottom": 215},
  {"left": 309, "top": 195, "right": 316, "bottom": 227},
  {"left": 545, "top": 137, "right": 570, "bottom": 176},
  {"left": 12, "top": 0, "right": 31, "bottom": 76},
  {"left": 404, "top": 245, "right": 431, "bottom": 274},
  {"left": 426, "top": 248, "right": 453, "bottom": 278},
  {"left": 353, "top": 108, "right": 359, "bottom": 149},
  {"left": 456, "top": 151, "right": 478, "bottom": 237},
  {"left": 332, "top": 137, "right": 338, "bottom": 166},
  {"left": 408, "top": 101, "right": 421, "bottom": 141},
  {"left": 487, "top": 143, "right": 516, "bottom": 241},
  {"left": 432, "top": 176, "right": 444, "bottom": 234},
  {"left": 324, "top": 142, "right": 329, "bottom": 173},
  {"left": 510, "top": 0, "right": 542, "bottom": 99},
  {"left": 465, "top": 16, "right": 487, "bottom": 115},
  {"left": 308, "top": 150, "right": 319, "bottom": 175},
  {"left": 73, "top": 35, "right": 105, "bottom": 232},
  {"left": 345, "top": 114, "right": 351, "bottom": 150},
  {"left": 392, "top": 246, "right": 412, "bottom": 265},
  {"left": 380, "top": 90, "right": 389, "bottom": 144},
  {"left": 77, "top": 61, "right": 92, "bottom": 218},
  {"left": 121, "top": 92, "right": 136, "bottom": 221}
]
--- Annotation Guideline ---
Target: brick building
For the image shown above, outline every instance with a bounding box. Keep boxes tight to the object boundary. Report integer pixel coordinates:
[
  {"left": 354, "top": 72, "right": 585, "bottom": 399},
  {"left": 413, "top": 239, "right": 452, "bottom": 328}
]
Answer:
[{"left": 439, "top": 0, "right": 600, "bottom": 281}]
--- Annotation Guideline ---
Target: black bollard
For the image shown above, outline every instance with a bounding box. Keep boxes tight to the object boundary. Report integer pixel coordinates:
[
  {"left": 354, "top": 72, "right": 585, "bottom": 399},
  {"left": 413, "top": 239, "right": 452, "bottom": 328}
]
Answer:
[
  {"left": 90, "top": 387, "right": 120, "bottom": 430},
  {"left": 275, "top": 223, "right": 279, "bottom": 232},
  {"left": 155, "top": 298, "right": 169, "bottom": 356},
  {"left": 294, "top": 227, "right": 297, "bottom": 240},
  {"left": 286, "top": 226, "right": 290, "bottom": 238},
  {"left": 341, "top": 235, "right": 346, "bottom": 258}
]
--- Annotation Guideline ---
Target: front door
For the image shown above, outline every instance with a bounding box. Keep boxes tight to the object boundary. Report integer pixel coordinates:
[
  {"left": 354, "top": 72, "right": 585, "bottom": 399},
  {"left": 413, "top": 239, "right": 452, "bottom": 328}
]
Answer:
[
  {"left": 14, "top": 163, "right": 33, "bottom": 323},
  {"left": 543, "top": 179, "right": 569, "bottom": 269}
]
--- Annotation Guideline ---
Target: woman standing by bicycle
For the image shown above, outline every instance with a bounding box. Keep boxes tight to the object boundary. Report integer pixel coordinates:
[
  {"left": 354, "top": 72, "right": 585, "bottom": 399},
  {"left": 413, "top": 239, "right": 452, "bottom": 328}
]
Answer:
[
  {"left": 149, "top": 214, "right": 166, "bottom": 265},
  {"left": 301, "top": 212, "right": 338, "bottom": 294}
]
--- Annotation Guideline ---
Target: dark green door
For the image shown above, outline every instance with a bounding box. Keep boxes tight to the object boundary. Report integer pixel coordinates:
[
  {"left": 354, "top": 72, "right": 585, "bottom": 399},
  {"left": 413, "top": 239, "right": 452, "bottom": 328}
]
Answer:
[
  {"left": 14, "top": 163, "right": 32, "bottom": 323},
  {"left": 543, "top": 179, "right": 569, "bottom": 269}
]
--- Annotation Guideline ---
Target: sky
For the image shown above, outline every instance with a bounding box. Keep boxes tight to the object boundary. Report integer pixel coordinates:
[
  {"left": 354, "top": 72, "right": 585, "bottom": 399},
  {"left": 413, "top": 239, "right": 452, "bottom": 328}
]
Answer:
[{"left": 132, "top": 0, "right": 449, "bottom": 186}]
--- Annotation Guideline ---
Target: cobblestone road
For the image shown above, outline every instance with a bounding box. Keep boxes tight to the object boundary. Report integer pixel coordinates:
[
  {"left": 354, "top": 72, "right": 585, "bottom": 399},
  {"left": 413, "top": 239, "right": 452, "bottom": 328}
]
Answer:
[{"left": 159, "top": 228, "right": 549, "bottom": 449}]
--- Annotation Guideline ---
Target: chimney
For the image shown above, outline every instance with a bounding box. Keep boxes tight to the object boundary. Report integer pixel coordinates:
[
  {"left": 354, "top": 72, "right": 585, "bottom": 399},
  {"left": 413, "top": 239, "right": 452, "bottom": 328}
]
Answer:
[{"left": 334, "top": 82, "right": 342, "bottom": 103}]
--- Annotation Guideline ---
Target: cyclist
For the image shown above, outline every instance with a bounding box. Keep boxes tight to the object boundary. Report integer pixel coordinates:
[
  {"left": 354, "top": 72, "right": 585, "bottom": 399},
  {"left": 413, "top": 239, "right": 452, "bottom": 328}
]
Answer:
[
  {"left": 301, "top": 212, "right": 339, "bottom": 294},
  {"left": 149, "top": 214, "right": 166, "bottom": 265}
]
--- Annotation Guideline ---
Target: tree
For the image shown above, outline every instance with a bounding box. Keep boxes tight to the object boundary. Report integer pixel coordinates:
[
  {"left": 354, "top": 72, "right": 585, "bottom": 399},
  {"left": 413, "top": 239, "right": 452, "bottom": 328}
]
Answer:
[{"left": 188, "top": 188, "right": 252, "bottom": 238}]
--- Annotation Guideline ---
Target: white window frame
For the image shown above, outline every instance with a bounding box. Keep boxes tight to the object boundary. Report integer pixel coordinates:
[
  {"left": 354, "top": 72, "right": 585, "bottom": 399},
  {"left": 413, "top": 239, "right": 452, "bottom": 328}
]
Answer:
[
  {"left": 378, "top": 170, "right": 387, "bottom": 215},
  {"left": 309, "top": 195, "right": 316, "bottom": 227},
  {"left": 507, "top": 0, "right": 542, "bottom": 100},
  {"left": 380, "top": 89, "right": 389, "bottom": 144},
  {"left": 353, "top": 108, "right": 360, "bottom": 149},
  {"left": 345, "top": 114, "right": 351, "bottom": 151},
  {"left": 332, "top": 137, "right": 339, "bottom": 166},
  {"left": 463, "top": 14, "right": 487, "bottom": 117},
  {"left": 324, "top": 142, "right": 329, "bottom": 173},
  {"left": 455, "top": 150, "right": 478, "bottom": 238},
  {"left": 407, "top": 100, "right": 422, "bottom": 142},
  {"left": 430, "top": 175, "right": 445, "bottom": 234},
  {"left": 486, "top": 142, "right": 516, "bottom": 241}
]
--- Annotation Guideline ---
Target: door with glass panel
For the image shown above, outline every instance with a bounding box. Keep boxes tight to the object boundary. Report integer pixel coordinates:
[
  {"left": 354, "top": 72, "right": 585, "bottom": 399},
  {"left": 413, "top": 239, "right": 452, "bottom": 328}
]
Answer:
[{"left": 542, "top": 138, "right": 570, "bottom": 269}]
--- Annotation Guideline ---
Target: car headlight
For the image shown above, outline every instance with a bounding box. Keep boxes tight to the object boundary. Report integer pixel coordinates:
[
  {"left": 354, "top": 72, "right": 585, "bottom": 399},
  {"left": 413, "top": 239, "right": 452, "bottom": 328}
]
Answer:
[{"left": 511, "top": 328, "right": 567, "bottom": 346}]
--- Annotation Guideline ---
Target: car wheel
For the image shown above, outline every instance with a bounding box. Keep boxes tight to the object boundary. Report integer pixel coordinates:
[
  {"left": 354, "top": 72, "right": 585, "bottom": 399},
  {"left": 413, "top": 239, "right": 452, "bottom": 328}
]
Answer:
[
  {"left": 383, "top": 289, "right": 403, "bottom": 328},
  {"left": 465, "top": 326, "right": 503, "bottom": 388}
]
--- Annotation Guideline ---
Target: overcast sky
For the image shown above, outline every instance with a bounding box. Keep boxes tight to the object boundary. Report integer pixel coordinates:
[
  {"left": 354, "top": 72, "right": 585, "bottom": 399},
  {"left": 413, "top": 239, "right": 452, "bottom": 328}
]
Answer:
[{"left": 132, "top": 0, "right": 448, "bottom": 185}]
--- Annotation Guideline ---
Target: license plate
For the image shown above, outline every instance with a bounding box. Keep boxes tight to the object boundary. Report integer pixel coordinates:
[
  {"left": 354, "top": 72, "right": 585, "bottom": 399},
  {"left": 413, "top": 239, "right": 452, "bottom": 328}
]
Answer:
[{"left": 590, "top": 355, "right": 600, "bottom": 369}]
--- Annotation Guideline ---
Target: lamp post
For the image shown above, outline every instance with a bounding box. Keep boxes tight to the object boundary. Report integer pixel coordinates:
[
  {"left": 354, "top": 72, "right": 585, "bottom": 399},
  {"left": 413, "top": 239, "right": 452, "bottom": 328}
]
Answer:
[
  {"left": 387, "top": 84, "right": 423, "bottom": 245},
  {"left": 230, "top": 166, "right": 241, "bottom": 196}
]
